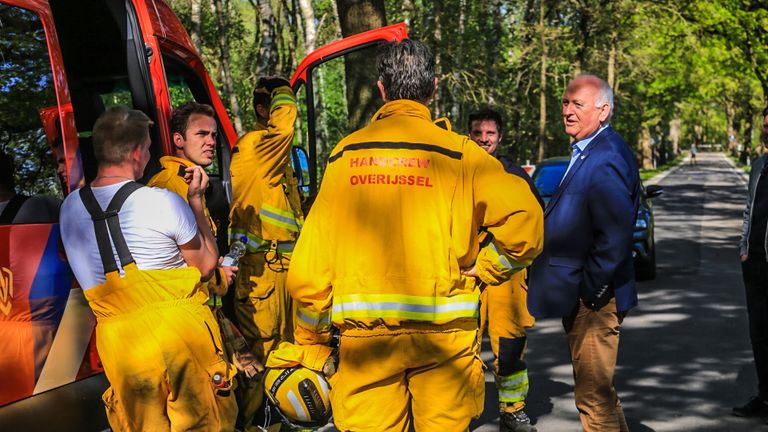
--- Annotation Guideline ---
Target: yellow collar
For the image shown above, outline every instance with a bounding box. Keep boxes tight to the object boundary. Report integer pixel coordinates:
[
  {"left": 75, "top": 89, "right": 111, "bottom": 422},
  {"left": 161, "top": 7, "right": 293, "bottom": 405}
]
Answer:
[
  {"left": 371, "top": 100, "right": 432, "bottom": 123},
  {"left": 159, "top": 155, "right": 195, "bottom": 170}
]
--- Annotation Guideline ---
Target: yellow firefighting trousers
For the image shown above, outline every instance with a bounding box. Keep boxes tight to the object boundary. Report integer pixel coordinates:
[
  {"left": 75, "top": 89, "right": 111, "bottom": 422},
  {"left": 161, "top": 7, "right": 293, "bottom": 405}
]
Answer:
[
  {"left": 479, "top": 270, "right": 535, "bottom": 412},
  {"left": 233, "top": 252, "right": 295, "bottom": 426},
  {"left": 330, "top": 321, "right": 485, "bottom": 432},
  {"left": 84, "top": 264, "right": 237, "bottom": 432}
]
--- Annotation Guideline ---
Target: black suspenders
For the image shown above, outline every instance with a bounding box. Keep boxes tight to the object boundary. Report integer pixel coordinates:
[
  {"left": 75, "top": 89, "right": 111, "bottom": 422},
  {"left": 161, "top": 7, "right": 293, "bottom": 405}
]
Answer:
[{"left": 79, "top": 182, "right": 144, "bottom": 274}]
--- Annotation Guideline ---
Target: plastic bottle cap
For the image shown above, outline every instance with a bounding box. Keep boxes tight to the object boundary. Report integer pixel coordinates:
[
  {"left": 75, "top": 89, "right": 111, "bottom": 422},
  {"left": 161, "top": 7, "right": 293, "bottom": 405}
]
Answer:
[
  {"left": 212, "top": 372, "right": 225, "bottom": 387},
  {"left": 240, "top": 236, "right": 247, "bottom": 244}
]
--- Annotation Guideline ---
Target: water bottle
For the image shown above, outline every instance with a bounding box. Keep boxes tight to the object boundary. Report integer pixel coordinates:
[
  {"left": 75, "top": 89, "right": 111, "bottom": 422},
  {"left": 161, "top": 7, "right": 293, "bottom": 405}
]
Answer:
[{"left": 221, "top": 237, "right": 246, "bottom": 267}]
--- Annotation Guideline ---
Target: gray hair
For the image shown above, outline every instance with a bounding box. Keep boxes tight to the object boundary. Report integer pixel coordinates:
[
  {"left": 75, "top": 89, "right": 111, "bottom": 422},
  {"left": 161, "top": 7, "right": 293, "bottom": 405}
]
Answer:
[{"left": 377, "top": 39, "right": 436, "bottom": 103}]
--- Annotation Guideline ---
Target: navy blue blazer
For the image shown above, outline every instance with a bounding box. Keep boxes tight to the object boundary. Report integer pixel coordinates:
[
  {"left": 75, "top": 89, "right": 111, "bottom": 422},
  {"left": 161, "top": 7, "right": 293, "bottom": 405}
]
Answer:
[{"left": 528, "top": 126, "right": 640, "bottom": 319}]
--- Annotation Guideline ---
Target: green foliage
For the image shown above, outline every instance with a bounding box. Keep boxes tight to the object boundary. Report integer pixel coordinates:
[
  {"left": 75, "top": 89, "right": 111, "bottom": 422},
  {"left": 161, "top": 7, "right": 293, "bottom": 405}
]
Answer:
[
  {"left": 166, "top": 0, "right": 767, "bottom": 167},
  {"left": 0, "top": 5, "right": 63, "bottom": 196}
]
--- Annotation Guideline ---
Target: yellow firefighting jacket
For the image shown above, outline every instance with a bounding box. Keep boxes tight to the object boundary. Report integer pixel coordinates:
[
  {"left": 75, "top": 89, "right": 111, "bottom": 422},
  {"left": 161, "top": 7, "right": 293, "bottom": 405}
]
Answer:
[
  {"left": 148, "top": 156, "right": 228, "bottom": 295},
  {"left": 228, "top": 86, "right": 303, "bottom": 254},
  {"left": 287, "top": 100, "right": 544, "bottom": 344}
]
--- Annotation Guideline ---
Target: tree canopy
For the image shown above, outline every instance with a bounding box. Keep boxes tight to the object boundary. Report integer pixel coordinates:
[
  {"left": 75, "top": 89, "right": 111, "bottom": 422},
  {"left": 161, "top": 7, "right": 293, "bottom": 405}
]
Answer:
[{"left": 171, "top": 0, "right": 767, "bottom": 168}]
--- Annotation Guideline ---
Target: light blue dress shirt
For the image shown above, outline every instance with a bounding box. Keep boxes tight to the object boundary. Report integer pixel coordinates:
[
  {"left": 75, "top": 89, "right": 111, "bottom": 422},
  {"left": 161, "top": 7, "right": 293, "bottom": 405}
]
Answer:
[{"left": 560, "top": 123, "right": 610, "bottom": 184}]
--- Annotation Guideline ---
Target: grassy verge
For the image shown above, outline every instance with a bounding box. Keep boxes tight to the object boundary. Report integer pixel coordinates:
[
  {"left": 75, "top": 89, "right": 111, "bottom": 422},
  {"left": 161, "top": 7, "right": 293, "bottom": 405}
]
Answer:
[
  {"left": 639, "top": 156, "right": 683, "bottom": 182},
  {"left": 727, "top": 153, "right": 751, "bottom": 173}
]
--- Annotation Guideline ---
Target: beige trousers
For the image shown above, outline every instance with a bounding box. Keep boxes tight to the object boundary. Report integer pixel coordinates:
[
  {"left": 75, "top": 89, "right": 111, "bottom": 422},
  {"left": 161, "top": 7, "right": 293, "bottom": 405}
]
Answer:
[{"left": 563, "top": 297, "right": 629, "bottom": 432}]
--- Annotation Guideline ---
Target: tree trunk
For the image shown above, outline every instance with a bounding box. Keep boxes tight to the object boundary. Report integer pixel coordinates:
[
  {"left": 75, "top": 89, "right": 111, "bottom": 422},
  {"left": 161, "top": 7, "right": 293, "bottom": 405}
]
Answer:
[
  {"left": 401, "top": 0, "right": 415, "bottom": 26},
  {"left": 487, "top": 0, "right": 503, "bottom": 96},
  {"left": 607, "top": 29, "right": 618, "bottom": 89},
  {"left": 256, "top": 0, "right": 278, "bottom": 77},
  {"left": 639, "top": 125, "right": 653, "bottom": 169},
  {"left": 741, "top": 104, "right": 754, "bottom": 164},
  {"left": 669, "top": 118, "right": 680, "bottom": 157},
  {"left": 449, "top": 0, "right": 465, "bottom": 121},
  {"left": 298, "top": 0, "right": 317, "bottom": 54},
  {"left": 574, "top": 0, "right": 590, "bottom": 76},
  {"left": 190, "top": 0, "right": 203, "bottom": 54},
  {"left": 537, "top": 0, "right": 547, "bottom": 161},
  {"left": 725, "top": 101, "right": 738, "bottom": 156},
  {"left": 336, "top": 0, "right": 387, "bottom": 131},
  {"left": 212, "top": 0, "right": 243, "bottom": 134}
]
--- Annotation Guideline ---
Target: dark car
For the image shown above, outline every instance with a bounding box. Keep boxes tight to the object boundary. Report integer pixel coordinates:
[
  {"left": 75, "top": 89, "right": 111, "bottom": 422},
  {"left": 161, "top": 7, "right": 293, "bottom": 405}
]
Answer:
[{"left": 531, "top": 157, "right": 664, "bottom": 280}]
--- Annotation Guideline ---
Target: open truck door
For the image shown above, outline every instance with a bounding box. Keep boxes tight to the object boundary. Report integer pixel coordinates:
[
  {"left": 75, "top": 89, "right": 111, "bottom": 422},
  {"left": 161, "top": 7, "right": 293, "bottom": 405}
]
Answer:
[
  {"left": 0, "top": 1, "right": 237, "bottom": 429},
  {"left": 289, "top": 23, "right": 408, "bottom": 204},
  {"left": 0, "top": 1, "right": 405, "bottom": 427}
]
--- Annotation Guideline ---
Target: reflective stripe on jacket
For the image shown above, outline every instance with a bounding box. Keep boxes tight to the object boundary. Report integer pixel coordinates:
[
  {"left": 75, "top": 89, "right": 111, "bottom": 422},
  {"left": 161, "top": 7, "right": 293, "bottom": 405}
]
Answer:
[
  {"left": 229, "top": 86, "right": 303, "bottom": 244},
  {"left": 287, "top": 100, "right": 544, "bottom": 343}
]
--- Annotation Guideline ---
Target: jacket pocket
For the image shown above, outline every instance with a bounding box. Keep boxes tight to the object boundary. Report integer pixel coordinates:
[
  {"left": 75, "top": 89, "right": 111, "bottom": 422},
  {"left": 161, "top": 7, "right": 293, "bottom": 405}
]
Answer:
[
  {"left": 102, "top": 386, "right": 131, "bottom": 431},
  {"left": 549, "top": 256, "right": 582, "bottom": 268}
]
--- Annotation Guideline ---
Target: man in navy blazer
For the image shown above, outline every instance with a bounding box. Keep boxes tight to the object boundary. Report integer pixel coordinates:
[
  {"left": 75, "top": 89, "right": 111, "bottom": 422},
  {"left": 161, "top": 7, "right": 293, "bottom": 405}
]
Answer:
[{"left": 528, "top": 75, "right": 640, "bottom": 432}]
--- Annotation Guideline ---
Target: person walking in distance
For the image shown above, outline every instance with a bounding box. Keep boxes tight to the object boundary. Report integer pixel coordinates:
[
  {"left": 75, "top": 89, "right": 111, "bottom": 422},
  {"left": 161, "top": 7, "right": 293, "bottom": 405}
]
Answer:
[
  {"left": 528, "top": 75, "right": 640, "bottom": 432},
  {"left": 734, "top": 106, "right": 768, "bottom": 421},
  {"left": 286, "top": 40, "right": 543, "bottom": 431},
  {"left": 59, "top": 106, "right": 237, "bottom": 431},
  {"left": 468, "top": 108, "right": 543, "bottom": 432}
]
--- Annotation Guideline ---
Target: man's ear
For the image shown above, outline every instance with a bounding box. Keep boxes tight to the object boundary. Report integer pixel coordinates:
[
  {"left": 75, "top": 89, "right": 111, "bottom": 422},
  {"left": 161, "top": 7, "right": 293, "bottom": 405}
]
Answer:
[
  {"left": 428, "top": 77, "right": 438, "bottom": 102},
  {"left": 598, "top": 104, "right": 611, "bottom": 123},
  {"left": 377, "top": 80, "right": 388, "bottom": 103},
  {"left": 172, "top": 131, "right": 185, "bottom": 150}
]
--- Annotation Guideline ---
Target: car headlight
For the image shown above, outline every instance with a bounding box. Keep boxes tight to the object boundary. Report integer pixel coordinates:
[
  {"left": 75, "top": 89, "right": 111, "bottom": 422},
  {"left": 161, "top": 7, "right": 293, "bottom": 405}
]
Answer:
[{"left": 635, "top": 218, "right": 648, "bottom": 229}]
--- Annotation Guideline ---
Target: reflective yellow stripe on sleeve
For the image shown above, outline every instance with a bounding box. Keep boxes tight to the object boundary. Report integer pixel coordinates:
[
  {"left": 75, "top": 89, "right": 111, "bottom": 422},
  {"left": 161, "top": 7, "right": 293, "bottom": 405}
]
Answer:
[
  {"left": 228, "top": 228, "right": 295, "bottom": 254},
  {"left": 488, "top": 241, "right": 524, "bottom": 273},
  {"left": 229, "top": 228, "right": 270, "bottom": 252},
  {"left": 296, "top": 305, "right": 332, "bottom": 331},
  {"left": 260, "top": 203, "right": 302, "bottom": 232},
  {"left": 331, "top": 293, "right": 480, "bottom": 323},
  {"left": 270, "top": 94, "right": 296, "bottom": 109}
]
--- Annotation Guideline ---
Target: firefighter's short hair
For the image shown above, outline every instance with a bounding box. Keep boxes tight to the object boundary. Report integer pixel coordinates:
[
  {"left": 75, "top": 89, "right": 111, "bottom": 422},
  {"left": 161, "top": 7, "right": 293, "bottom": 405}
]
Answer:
[
  {"left": 92, "top": 106, "right": 153, "bottom": 166},
  {"left": 171, "top": 101, "right": 216, "bottom": 138},
  {"left": 377, "top": 39, "right": 436, "bottom": 103},
  {"left": 468, "top": 108, "right": 504, "bottom": 136}
]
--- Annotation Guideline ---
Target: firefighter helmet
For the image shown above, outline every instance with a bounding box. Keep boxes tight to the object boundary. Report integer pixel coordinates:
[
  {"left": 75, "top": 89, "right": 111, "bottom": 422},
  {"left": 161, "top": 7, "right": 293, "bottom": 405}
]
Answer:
[{"left": 264, "top": 366, "right": 332, "bottom": 429}]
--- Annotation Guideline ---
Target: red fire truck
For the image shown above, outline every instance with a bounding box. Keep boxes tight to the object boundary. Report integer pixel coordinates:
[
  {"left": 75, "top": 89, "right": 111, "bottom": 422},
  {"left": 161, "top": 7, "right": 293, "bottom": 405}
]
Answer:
[{"left": 0, "top": 1, "right": 406, "bottom": 429}]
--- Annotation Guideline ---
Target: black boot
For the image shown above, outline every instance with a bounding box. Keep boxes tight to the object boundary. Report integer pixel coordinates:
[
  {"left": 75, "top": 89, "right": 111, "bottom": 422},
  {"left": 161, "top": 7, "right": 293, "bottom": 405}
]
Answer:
[{"left": 499, "top": 410, "right": 537, "bottom": 432}]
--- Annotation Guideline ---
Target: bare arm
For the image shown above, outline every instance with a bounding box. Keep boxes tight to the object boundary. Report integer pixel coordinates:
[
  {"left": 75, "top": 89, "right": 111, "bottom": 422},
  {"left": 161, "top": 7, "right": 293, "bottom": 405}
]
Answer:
[{"left": 179, "top": 165, "right": 219, "bottom": 280}]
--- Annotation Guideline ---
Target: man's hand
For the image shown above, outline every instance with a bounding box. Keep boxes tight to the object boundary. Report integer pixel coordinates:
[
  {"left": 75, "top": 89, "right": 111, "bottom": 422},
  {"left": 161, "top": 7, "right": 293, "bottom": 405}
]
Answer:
[
  {"left": 185, "top": 165, "right": 209, "bottom": 202},
  {"left": 741, "top": 254, "right": 749, "bottom": 262},
  {"left": 460, "top": 265, "right": 478, "bottom": 278},
  {"left": 217, "top": 257, "right": 238, "bottom": 285}
]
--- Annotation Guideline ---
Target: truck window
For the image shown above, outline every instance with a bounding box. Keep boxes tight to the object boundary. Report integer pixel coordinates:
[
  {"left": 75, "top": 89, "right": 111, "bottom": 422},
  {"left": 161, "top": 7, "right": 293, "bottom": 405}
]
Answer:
[
  {"left": 48, "top": 0, "right": 161, "bottom": 183},
  {"left": 0, "top": 4, "right": 65, "bottom": 223}
]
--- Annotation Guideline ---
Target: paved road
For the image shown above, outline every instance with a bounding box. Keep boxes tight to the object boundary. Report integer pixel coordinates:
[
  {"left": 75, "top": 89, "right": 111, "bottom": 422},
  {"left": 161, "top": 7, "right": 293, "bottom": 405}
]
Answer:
[{"left": 472, "top": 152, "right": 762, "bottom": 431}]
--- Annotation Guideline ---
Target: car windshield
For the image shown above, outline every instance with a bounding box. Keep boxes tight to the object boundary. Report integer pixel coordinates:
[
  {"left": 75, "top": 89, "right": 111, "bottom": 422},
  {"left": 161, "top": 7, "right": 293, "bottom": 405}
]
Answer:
[{"left": 533, "top": 162, "right": 569, "bottom": 198}]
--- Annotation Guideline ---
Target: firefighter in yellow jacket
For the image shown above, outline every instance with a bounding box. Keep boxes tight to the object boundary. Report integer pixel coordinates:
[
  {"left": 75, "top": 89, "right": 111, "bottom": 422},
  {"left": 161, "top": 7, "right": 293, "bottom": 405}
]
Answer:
[
  {"left": 469, "top": 108, "right": 544, "bottom": 432},
  {"left": 148, "top": 101, "right": 237, "bottom": 299},
  {"left": 286, "top": 40, "right": 544, "bottom": 432},
  {"left": 229, "top": 77, "right": 302, "bottom": 427}
]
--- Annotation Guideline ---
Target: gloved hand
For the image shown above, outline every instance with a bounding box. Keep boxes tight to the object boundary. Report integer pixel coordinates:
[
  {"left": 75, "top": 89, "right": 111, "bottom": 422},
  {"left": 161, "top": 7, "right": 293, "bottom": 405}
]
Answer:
[
  {"left": 322, "top": 349, "right": 339, "bottom": 379},
  {"left": 257, "top": 76, "right": 290, "bottom": 93}
]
